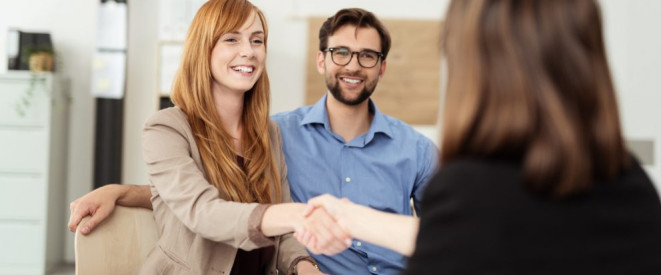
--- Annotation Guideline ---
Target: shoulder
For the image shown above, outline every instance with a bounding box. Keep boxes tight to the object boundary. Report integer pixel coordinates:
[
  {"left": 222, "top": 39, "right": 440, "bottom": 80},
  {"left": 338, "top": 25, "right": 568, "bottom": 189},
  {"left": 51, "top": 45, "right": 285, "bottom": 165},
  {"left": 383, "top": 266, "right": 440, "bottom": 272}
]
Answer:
[
  {"left": 143, "top": 107, "right": 193, "bottom": 140},
  {"left": 380, "top": 113, "right": 437, "bottom": 150},
  {"left": 145, "top": 107, "right": 189, "bottom": 129},
  {"left": 270, "top": 106, "right": 312, "bottom": 129},
  {"left": 426, "top": 158, "right": 521, "bottom": 198}
]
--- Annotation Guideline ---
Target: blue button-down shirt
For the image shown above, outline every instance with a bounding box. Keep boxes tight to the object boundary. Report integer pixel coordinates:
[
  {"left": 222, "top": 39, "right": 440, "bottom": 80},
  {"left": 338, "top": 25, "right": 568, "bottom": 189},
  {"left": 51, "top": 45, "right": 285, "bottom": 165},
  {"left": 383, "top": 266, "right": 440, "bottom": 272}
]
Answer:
[{"left": 271, "top": 95, "right": 438, "bottom": 275}]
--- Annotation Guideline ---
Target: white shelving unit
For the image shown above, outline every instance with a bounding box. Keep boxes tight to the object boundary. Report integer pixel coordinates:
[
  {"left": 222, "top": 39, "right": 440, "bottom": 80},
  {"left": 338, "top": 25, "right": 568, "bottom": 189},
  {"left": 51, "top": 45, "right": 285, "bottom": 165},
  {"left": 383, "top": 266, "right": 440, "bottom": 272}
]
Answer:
[{"left": 0, "top": 72, "right": 69, "bottom": 275}]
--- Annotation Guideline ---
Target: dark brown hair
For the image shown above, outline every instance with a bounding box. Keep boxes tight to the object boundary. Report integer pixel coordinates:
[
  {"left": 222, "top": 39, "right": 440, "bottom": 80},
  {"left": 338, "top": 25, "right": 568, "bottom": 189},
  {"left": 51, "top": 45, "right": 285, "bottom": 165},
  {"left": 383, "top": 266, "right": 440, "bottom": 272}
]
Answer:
[
  {"left": 441, "top": 0, "right": 629, "bottom": 196},
  {"left": 319, "top": 8, "right": 392, "bottom": 59}
]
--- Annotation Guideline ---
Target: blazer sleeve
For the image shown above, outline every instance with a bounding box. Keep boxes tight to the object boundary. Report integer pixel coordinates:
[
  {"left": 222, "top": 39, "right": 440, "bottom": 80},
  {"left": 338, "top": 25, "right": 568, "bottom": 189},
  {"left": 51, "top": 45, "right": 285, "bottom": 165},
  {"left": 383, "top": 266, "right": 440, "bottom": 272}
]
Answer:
[
  {"left": 142, "top": 109, "right": 274, "bottom": 251},
  {"left": 268, "top": 121, "right": 316, "bottom": 274}
]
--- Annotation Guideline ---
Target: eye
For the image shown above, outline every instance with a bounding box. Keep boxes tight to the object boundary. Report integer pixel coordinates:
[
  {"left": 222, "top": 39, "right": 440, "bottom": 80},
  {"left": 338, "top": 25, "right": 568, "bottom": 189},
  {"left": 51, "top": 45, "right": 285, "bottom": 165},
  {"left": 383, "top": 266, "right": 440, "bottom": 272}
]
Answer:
[
  {"left": 360, "top": 51, "right": 377, "bottom": 60},
  {"left": 252, "top": 38, "right": 264, "bottom": 45},
  {"left": 223, "top": 37, "right": 237, "bottom": 43},
  {"left": 334, "top": 48, "right": 351, "bottom": 56}
]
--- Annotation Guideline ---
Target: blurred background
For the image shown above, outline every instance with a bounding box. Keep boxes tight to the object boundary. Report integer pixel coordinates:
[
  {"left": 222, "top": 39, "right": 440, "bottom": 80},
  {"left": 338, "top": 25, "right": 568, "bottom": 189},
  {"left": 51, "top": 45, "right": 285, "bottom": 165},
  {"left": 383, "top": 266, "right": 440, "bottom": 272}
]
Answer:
[{"left": 0, "top": 0, "right": 659, "bottom": 274}]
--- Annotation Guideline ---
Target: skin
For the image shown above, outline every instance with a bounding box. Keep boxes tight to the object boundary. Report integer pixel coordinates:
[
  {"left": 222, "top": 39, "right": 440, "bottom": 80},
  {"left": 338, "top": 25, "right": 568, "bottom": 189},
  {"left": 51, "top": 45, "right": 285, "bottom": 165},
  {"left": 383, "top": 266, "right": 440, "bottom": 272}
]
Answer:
[
  {"left": 298, "top": 194, "right": 420, "bottom": 257},
  {"left": 317, "top": 24, "right": 387, "bottom": 143}
]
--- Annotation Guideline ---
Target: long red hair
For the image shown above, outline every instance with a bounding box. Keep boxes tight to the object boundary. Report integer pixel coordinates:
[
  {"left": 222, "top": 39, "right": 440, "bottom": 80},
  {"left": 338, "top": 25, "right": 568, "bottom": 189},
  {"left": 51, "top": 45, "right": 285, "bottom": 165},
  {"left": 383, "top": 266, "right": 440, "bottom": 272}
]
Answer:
[{"left": 170, "top": 0, "right": 281, "bottom": 203}]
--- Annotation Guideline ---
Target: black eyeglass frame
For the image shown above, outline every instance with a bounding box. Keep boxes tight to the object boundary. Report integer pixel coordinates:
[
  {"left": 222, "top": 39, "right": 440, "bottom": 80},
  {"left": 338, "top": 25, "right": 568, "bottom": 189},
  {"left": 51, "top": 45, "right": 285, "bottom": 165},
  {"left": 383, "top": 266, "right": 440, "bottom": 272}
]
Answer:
[{"left": 323, "top": 47, "right": 384, "bottom": 68}]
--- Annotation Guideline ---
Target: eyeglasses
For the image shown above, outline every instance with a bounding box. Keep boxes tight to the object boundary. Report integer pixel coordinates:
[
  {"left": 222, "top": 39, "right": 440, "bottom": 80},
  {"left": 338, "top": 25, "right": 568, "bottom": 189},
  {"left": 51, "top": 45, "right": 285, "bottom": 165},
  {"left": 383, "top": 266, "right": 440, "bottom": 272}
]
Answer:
[{"left": 323, "top": 47, "right": 384, "bottom": 68}]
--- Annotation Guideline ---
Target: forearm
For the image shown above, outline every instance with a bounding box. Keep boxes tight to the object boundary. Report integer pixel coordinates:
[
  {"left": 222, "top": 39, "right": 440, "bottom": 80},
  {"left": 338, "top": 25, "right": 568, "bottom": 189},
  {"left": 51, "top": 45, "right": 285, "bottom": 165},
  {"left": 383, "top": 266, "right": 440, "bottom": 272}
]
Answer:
[
  {"left": 345, "top": 204, "right": 419, "bottom": 256},
  {"left": 110, "top": 184, "right": 153, "bottom": 210},
  {"left": 261, "top": 203, "right": 305, "bottom": 236}
]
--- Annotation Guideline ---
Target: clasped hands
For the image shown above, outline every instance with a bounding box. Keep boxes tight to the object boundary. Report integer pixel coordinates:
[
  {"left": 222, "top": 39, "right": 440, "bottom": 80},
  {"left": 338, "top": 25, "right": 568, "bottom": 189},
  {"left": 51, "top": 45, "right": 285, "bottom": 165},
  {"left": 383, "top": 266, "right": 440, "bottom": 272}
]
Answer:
[{"left": 294, "top": 195, "right": 355, "bottom": 255}]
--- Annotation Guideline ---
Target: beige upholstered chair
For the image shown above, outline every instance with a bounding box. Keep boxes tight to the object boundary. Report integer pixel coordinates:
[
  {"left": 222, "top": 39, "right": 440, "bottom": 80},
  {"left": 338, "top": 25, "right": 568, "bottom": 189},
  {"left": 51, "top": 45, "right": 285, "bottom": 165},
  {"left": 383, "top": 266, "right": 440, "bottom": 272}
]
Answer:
[{"left": 75, "top": 206, "right": 159, "bottom": 275}]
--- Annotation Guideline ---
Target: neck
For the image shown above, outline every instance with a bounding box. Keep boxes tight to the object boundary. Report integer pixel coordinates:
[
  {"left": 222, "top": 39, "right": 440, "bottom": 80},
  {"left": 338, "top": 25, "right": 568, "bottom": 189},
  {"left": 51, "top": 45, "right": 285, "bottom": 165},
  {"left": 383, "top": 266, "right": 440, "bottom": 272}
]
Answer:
[
  {"left": 212, "top": 88, "right": 244, "bottom": 150},
  {"left": 326, "top": 92, "right": 373, "bottom": 143}
]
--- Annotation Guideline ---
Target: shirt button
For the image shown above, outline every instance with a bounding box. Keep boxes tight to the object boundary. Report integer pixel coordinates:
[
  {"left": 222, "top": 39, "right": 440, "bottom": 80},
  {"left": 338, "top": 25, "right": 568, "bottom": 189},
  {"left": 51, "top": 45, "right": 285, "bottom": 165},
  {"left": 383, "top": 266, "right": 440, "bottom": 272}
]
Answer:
[
  {"left": 356, "top": 241, "right": 362, "bottom": 247},
  {"left": 345, "top": 177, "right": 351, "bottom": 183}
]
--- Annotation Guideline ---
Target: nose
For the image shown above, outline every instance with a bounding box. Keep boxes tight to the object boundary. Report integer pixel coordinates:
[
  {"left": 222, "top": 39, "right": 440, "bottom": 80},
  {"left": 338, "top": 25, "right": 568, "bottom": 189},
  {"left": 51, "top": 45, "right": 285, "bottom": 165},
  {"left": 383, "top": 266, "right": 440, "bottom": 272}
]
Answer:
[
  {"left": 344, "top": 52, "right": 361, "bottom": 71},
  {"left": 239, "top": 40, "right": 255, "bottom": 58}
]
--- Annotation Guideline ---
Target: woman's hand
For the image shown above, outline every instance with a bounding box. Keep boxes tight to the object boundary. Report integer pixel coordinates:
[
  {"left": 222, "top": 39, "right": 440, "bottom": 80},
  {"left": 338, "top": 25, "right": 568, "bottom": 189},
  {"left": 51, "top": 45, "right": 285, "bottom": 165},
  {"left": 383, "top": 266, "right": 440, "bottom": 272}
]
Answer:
[
  {"left": 293, "top": 195, "right": 356, "bottom": 255},
  {"left": 294, "top": 206, "right": 351, "bottom": 255}
]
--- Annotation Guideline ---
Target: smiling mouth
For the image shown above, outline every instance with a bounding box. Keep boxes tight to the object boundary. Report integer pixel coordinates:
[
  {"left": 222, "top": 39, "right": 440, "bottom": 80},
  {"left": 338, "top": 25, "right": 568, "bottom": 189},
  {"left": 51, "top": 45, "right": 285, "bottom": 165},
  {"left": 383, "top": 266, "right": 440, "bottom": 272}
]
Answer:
[
  {"left": 340, "top": 77, "right": 363, "bottom": 84},
  {"left": 231, "top": 66, "right": 254, "bottom": 73}
]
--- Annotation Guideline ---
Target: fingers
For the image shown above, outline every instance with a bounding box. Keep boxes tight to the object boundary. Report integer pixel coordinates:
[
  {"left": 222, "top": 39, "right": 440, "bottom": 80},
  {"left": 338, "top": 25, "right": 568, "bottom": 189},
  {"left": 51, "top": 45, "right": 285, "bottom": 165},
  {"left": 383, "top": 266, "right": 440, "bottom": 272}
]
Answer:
[
  {"left": 68, "top": 200, "right": 90, "bottom": 232},
  {"left": 300, "top": 208, "right": 351, "bottom": 255},
  {"left": 78, "top": 205, "right": 113, "bottom": 235}
]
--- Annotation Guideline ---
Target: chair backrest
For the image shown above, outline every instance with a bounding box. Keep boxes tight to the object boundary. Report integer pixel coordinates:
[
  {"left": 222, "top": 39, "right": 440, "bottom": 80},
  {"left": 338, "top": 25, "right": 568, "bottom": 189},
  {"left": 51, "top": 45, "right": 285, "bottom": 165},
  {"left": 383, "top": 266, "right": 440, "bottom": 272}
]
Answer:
[{"left": 75, "top": 206, "right": 159, "bottom": 275}]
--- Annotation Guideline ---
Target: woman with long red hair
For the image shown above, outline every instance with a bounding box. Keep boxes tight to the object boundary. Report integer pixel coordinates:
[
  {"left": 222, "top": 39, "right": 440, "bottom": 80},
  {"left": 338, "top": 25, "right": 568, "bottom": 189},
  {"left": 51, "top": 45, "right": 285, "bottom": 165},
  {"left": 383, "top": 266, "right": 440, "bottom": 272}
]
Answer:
[{"left": 137, "top": 0, "right": 340, "bottom": 274}]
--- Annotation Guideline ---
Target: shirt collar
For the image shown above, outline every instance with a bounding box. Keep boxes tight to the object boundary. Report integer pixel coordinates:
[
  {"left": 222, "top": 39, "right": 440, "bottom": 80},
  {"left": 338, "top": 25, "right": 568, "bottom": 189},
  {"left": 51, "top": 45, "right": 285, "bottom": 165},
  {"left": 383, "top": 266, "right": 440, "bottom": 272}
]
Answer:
[{"left": 300, "top": 94, "right": 394, "bottom": 140}]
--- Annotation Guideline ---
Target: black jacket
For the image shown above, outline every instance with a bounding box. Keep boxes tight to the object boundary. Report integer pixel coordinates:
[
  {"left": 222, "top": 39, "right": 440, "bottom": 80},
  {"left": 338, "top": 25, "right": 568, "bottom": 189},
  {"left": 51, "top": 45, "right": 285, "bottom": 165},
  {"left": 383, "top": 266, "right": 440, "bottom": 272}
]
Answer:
[{"left": 405, "top": 157, "right": 661, "bottom": 275}]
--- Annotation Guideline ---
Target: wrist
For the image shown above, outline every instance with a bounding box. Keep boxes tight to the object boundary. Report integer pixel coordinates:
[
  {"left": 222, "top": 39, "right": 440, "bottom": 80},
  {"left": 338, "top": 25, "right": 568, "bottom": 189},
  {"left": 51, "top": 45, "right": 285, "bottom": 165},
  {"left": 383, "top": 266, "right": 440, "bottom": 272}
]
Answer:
[
  {"left": 108, "top": 184, "right": 126, "bottom": 203},
  {"left": 294, "top": 259, "right": 319, "bottom": 275}
]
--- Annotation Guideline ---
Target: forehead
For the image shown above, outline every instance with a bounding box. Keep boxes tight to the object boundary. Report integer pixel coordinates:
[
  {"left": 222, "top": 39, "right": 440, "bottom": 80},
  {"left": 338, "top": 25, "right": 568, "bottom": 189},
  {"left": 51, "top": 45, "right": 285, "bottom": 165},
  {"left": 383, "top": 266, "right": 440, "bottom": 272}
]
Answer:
[
  {"left": 327, "top": 25, "right": 381, "bottom": 51},
  {"left": 235, "top": 10, "right": 264, "bottom": 33}
]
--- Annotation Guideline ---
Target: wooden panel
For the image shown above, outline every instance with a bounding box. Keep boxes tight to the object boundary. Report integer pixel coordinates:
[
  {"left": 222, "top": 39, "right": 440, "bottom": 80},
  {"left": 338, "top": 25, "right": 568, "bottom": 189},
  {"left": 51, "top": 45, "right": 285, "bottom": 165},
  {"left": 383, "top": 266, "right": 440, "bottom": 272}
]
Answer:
[
  {"left": 0, "top": 175, "right": 45, "bottom": 220},
  {"left": 306, "top": 18, "right": 442, "bottom": 125}
]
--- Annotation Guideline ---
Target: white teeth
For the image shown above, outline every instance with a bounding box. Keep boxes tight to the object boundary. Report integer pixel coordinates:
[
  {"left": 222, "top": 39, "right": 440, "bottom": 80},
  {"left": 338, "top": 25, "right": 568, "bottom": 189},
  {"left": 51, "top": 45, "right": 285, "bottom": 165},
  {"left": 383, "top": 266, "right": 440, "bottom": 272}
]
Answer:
[
  {"left": 232, "top": 66, "right": 253, "bottom": 73},
  {"left": 342, "top": 78, "right": 361, "bottom": 84}
]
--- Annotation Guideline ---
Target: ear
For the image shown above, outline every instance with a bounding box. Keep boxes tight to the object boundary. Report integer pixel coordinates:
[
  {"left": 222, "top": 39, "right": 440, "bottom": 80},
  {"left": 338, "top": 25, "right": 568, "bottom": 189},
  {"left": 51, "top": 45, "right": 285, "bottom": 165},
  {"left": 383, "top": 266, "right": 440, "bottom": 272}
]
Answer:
[
  {"left": 316, "top": 51, "right": 326, "bottom": 74},
  {"left": 378, "top": 59, "right": 387, "bottom": 79}
]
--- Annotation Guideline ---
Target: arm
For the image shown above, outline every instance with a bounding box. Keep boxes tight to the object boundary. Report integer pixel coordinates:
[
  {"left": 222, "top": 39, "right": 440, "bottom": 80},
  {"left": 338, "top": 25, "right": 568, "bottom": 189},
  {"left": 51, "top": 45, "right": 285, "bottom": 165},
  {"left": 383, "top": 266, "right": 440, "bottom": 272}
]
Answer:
[
  {"left": 144, "top": 111, "right": 347, "bottom": 254},
  {"left": 301, "top": 195, "right": 419, "bottom": 256},
  {"left": 412, "top": 138, "right": 439, "bottom": 212},
  {"left": 68, "top": 184, "right": 152, "bottom": 234}
]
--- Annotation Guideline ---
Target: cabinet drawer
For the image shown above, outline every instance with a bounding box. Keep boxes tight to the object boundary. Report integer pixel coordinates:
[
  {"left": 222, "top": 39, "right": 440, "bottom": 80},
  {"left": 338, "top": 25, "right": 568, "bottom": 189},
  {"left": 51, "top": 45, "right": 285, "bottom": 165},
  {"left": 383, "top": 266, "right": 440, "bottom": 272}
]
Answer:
[
  {"left": 0, "top": 77, "right": 49, "bottom": 126},
  {"left": 0, "top": 222, "right": 43, "bottom": 266},
  {"left": 0, "top": 129, "right": 47, "bottom": 173},
  {"left": 0, "top": 175, "right": 45, "bottom": 220}
]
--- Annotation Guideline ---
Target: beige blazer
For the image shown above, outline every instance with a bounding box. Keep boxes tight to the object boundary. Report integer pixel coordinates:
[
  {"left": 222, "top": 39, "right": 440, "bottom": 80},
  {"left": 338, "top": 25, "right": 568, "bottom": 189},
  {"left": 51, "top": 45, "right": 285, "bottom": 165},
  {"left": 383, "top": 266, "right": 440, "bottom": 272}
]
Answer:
[{"left": 140, "top": 107, "right": 310, "bottom": 275}]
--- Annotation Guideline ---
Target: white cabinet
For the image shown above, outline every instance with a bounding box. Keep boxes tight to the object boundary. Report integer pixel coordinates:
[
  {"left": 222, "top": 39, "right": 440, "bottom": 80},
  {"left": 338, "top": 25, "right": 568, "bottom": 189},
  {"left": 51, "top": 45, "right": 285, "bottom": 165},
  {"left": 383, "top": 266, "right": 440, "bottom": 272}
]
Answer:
[{"left": 0, "top": 72, "right": 69, "bottom": 275}]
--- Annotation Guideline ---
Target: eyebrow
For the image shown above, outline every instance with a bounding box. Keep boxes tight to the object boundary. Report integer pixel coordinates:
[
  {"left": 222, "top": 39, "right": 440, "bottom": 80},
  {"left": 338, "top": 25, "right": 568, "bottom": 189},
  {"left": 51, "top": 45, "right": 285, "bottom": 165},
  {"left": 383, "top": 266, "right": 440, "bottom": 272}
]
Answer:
[
  {"left": 226, "top": 30, "right": 264, "bottom": 36},
  {"left": 330, "top": 45, "right": 379, "bottom": 52}
]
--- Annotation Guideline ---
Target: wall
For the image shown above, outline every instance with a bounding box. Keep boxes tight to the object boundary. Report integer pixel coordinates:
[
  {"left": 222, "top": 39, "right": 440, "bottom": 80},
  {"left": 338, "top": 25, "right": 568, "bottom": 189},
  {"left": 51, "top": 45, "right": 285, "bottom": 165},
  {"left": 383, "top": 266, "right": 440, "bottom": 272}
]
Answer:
[{"left": 600, "top": 0, "right": 661, "bottom": 189}]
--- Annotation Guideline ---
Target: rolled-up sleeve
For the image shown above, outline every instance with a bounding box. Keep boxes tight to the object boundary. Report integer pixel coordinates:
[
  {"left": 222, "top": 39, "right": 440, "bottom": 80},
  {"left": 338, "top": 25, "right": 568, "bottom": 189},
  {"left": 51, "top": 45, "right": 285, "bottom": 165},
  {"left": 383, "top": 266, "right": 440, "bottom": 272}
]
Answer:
[{"left": 142, "top": 110, "right": 274, "bottom": 250}]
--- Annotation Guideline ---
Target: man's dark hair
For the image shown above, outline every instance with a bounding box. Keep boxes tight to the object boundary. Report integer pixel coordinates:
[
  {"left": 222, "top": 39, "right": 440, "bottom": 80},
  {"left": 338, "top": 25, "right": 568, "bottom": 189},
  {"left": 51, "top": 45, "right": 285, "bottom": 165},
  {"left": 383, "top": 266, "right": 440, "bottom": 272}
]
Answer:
[{"left": 319, "top": 8, "right": 392, "bottom": 59}]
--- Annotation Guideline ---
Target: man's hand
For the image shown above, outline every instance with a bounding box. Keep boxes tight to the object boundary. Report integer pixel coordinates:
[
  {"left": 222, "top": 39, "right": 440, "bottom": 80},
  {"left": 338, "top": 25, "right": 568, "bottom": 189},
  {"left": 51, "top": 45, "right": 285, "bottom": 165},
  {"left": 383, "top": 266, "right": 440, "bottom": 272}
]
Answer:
[
  {"left": 294, "top": 207, "right": 351, "bottom": 255},
  {"left": 296, "top": 260, "right": 328, "bottom": 275},
  {"left": 68, "top": 184, "right": 122, "bottom": 234}
]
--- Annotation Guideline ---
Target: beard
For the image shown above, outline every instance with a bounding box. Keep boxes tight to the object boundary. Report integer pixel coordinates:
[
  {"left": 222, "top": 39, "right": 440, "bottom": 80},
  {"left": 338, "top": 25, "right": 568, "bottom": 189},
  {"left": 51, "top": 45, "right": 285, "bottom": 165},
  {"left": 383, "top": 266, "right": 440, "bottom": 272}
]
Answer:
[{"left": 325, "top": 73, "right": 378, "bottom": 106}]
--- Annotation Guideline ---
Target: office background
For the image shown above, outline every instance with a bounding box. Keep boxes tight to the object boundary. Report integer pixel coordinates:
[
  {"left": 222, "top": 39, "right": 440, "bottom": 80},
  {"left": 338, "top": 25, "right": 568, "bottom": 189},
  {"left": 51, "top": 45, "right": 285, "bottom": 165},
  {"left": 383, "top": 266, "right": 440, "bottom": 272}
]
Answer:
[{"left": 0, "top": 0, "right": 659, "bottom": 270}]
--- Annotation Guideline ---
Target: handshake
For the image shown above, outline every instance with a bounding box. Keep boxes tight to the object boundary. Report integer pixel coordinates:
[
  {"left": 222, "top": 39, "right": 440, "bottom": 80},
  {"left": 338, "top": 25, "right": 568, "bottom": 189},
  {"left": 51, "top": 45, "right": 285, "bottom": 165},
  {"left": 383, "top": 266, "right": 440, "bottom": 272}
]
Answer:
[{"left": 293, "top": 195, "right": 357, "bottom": 255}]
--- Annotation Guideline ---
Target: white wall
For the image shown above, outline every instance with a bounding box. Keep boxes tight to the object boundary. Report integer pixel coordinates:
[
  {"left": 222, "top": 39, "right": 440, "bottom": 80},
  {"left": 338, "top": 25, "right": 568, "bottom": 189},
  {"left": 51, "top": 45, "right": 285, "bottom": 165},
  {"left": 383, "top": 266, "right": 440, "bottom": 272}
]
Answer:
[
  {"left": 600, "top": 0, "right": 661, "bottom": 190},
  {"left": 0, "top": 0, "right": 659, "bottom": 265}
]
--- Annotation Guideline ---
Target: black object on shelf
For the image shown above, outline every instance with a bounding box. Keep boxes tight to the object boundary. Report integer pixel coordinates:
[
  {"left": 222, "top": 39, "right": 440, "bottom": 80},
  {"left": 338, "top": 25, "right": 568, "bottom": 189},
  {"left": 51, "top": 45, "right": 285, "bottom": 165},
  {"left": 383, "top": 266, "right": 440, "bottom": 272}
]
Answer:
[{"left": 7, "top": 29, "right": 53, "bottom": 71}]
